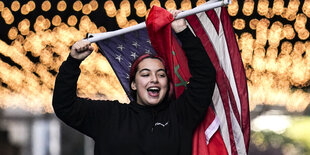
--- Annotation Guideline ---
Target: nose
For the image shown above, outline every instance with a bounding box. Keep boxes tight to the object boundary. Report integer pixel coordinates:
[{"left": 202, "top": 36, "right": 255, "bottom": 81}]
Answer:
[{"left": 150, "top": 74, "right": 158, "bottom": 83}]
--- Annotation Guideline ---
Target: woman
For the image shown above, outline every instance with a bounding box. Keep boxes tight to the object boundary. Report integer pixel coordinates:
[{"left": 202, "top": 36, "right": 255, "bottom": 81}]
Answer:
[{"left": 53, "top": 10, "right": 216, "bottom": 155}]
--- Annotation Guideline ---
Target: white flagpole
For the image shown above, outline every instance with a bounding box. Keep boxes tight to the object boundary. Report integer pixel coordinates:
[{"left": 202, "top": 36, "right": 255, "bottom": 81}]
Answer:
[{"left": 85, "top": 0, "right": 230, "bottom": 43}]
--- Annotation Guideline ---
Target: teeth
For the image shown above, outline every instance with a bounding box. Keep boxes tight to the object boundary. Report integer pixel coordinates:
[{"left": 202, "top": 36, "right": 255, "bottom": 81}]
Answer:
[{"left": 148, "top": 87, "right": 160, "bottom": 91}]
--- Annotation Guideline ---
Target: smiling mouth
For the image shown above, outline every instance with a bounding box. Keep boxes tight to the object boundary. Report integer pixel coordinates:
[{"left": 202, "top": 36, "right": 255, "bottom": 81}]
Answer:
[{"left": 147, "top": 87, "right": 160, "bottom": 97}]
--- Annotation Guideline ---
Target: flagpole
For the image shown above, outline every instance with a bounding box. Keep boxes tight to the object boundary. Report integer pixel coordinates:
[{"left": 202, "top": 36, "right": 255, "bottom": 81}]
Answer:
[{"left": 85, "top": 0, "right": 230, "bottom": 43}]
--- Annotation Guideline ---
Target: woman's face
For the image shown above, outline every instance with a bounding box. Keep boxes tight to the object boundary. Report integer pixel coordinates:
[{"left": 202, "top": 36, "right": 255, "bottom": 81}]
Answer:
[{"left": 131, "top": 58, "right": 168, "bottom": 106}]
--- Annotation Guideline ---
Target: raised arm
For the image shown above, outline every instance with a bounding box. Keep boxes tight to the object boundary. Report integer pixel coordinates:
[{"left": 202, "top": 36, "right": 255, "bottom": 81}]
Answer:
[
  {"left": 52, "top": 41, "right": 116, "bottom": 138},
  {"left": 171, "top": 13, "right": 216, "bottom": 129}
]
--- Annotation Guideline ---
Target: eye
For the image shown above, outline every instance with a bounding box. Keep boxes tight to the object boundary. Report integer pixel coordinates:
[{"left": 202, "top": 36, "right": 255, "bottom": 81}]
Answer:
[
  {"left": 158, "top": 72, "right": 167, "bottom": 78},
  {"left": 140, "top": 73, "right": 149, "bottom": 77}
]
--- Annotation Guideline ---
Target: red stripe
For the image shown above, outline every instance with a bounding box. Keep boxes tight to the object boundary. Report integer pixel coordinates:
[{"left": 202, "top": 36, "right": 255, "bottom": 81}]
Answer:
[
  {"left": 186, "top": 14, "right": 238, "bottom": 155},
  {"left": 220, "top": 7, "right": 250, "bottom": 151},
  {"left": 206, "top": 10, "right": 219, "bottom": 34},
  {"left": 206, "top": 8, "right": 241, "bottom": 127}
]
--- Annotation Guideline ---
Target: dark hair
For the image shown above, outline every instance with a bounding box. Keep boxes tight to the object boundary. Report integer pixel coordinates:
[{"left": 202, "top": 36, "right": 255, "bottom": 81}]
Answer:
[{"left": 129, "top": 54, "right": 174, "bottom": 101}]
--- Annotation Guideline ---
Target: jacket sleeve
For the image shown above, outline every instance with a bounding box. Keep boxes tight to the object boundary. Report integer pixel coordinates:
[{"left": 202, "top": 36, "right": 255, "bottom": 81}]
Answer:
[
  {"left": 174, "top": 28, "right": 216, "bottom": 130},
  {"left": 52, "top": 55, "right": 117, "bottom": 138}
]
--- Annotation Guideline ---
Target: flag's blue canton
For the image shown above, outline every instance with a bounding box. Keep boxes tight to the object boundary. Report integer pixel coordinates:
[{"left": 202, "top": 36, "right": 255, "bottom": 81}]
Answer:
[{"left": 96, "top": 28, "right": 156, "bottom": 101}]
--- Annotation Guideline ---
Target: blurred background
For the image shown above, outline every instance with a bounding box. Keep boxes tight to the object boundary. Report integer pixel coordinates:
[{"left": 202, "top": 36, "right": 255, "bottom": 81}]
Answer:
[{"left": 0, "top": 0, "right": 309, "bottom": 155}]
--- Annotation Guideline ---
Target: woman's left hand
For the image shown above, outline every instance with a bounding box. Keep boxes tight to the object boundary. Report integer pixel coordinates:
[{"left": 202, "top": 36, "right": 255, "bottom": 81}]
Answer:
[{"left": 169, "top": 10, "right": 187, "bottom": 33}]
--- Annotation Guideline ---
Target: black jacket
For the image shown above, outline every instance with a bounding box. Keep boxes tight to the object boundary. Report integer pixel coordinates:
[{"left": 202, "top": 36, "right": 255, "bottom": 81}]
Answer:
[{"left": 53, "top": 28, "right": 216, "bottom": 155}]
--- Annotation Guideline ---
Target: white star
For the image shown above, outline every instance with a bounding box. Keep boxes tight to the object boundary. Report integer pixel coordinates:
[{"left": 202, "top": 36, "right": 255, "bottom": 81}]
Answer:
[
  {"left": 146, "top": 39, "right": 151, "bottom": 45},
  {"left": 125, "top": 73, "right": 130, "bottom": 79},
  {"left": 145, "top": 49, "right": 152, "bottom": 54},
  {"left": 130, "top": 52, "right": 138, "bottom": 59},
  {"left": 117, "top": 44, "right": 125, "bottom": 51},
  {"left": 115, "top": 54, "right": 123, "bottom": 62},
  {"left": 128, "top": 62, "right": 132, "bottom": 68},
  {"left": 132, "top": 41, "right": 140, "bottom": 48}
]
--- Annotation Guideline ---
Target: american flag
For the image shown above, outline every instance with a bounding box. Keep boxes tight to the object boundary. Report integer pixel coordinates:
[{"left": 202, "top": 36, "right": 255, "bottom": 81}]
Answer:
[
  {"left": 96, "top": 28, "right": 156, "bottom": 101},
  {"left": 96, "top": 5, "right": 250, "bottom": 155}
]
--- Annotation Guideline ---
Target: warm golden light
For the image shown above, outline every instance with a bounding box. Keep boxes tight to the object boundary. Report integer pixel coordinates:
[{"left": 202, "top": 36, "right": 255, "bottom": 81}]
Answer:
[
  {"left": 298, "top": 29, "right": 310, "bottom": 40},
  {"left": 242, "top": 0, "right": 254, "bottom": 16},
  {"left": 82, "top": 4, "right": 92, "bottom": 15},
  {"left": 18, "top": 19, "right": 30, "bottom": 36},
  {"left": 11, "top": 1, "right": 20, "bottom": 12},
  {"left": 128, "top": 19, "right": 138, "bottom": 27},
  {"left": 135, "top": 0, "right": 147, "bottom": 17},
  {"left": 27, "top": 1, "right": 36, "bottom": 12},
  {"left": 89, "top": 0, "right": 98, "bottom": 11},
  {"left": 165, "top": 0, "right": 177, "bottom": 10},
  {"left": 8, "top": 27, "right": 18, "bottom": 40},
  {"left": 303, "top": 0, "right": 310, "bottom": 17},
  {"left": 52, "top": 15, "right": 62, "bottom": 26},
  {"left": 2, "top": 7, "right": 14, "bottom": 25},
  {"left": 272, "top": 0, "right": 284, "bottom": 15},
  {"left": 73, "top": 0, "right": 83, "bottom": 12},
  {"left": 249, "top": 19, "right": 259, "bottom": 30},
  {"left": 257, "top": 0, "right": 269, "bottom": 16},
  {"left": 239, "top": 32, "right": 254, "bottom": 64},
  {"left": 233, "top": 18, "right": 246, "bottom": 30},
  {"left": 294, "top": 13, "right": 307, "bottom": 33},
  {"left": 104, "top": 1, "right": 117, "bottom": 17},
  {"left": 41, "top": 0, "right": 51, "bottom": 12},
  {"left": 116, "top": 10, "right": 128, "bottom": 28},
  {"left": 255, "top": 18, "right": 269, "bottom": 47},
  {"left": 196, "top": 0, "right": 206, "bottom": 6},
  {"left": 57, "top": 1, "right": 67, "bottom": 12},
  {"left": 283, "top": 24, "right": 295, "bottom": 40},
  {"left": 180, "top": 0, "right": 192, "bottom": 11},
  {"left": 0, "top": 1, "right": 4, "bottom": 12},
  {"left": 120, "top": 0, "right": 131, "bottom": 17},
  {"left": 150, "top": 0, "right": 161, "bottom": 7},
  {"left": 98, "top": 26, "right": 107, "bottom": 32},
  {"left": 268, "top": 21, "right": 283, "bottom": 47},
  {"left": 1, "top": 0, "right": 310, "bottom": 113},
  {"left": 228, "top": 0, "right": 239, "bottom": 16},
  {"left": 68, "top": 15, "right": 78, "bottom": 26},
  {"left": 21, "top": 4, "right": 30, "bottom": 15}
]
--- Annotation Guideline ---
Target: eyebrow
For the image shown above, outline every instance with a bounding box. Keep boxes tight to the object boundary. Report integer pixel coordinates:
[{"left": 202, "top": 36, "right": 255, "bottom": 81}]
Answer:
[{"left": 138, "top": 68, "right": 166, "bottom": 73}]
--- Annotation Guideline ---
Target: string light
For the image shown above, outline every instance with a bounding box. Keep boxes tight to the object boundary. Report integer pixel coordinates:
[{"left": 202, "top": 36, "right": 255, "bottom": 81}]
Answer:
[
  {"left": 120, "top": 0, "right": 131, "bottom": 17},
  {"left": 0, "top": 0, "right": 310, "bottom": 113},
  {"left": 104, "top": 1, "right": 117, "bottom": 17},
  {"left": 135, "top": 0, "right": 147, "bottom": 17},
  {"left": 11, "top": 1, "right": 20, "bottom": 12},
  {"left": 257, "top": 0, "right": 269, "bottom": 16},
  {"left": 242, "top": 0, "right": 254, "bottom": 16},
  {"left": 272, "top": 0, "right": 284, "bottom": 16},
  {"left": 150, "top": 0, "right": 161, "bottom": 7},
  {"left": 41, "top": 0, "right": 51, "bottom": 12},
  {"left": 82, "top": 4, "right": 92, "bottom": 15},
  {"left": 180, "top": 0, "right": 192, "bottom": 11},
  {"left": 68, "top": 15, "right": 78, "bottom": 26},
  {"left": 89, "top": 0, "right": 98, "bottom": 11},
  {"left": 196, "top": 0, "right": 206, "bottom": 7},
  {"left": 165, "top": 0, "right": 176, "bottom": 10},
  {"left": 73, "top": 1, "right": 83, "bottom": 12},
  {"left": 227, "top": 0, "right": 239, "bottom": 16},
  {"left": 57, "top": 1, "right": 67, "bottom": 12}
]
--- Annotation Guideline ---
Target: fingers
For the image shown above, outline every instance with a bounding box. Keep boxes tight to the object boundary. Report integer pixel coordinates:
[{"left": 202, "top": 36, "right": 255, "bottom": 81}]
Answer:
[
  {"left": 73, "top": 40, "right": 92, "bottom": 53},
  {"left": 168, "top": 10, "right": 182, "bottom": 18}
]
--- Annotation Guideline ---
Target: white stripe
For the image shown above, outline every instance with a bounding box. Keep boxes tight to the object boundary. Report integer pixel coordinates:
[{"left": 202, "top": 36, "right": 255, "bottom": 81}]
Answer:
[
  {"left": 195, "top": 11, "right": 232, "bottom": 155},
  {"left": 216, "top": 8, "right": 247, "bottom": 155},
  {"left": 213, "top": 84, "right": 231, "bottom": 155},
  {"left": 196, "top": 8, "right": 247, "bottom": 155},
  {"left": 205, "top": 115, "right": 220, "bottom": 144}
]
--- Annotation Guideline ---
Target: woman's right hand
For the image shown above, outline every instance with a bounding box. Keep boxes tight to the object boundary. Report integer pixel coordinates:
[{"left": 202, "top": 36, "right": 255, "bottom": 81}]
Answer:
[{"left": 70, "top": 40, "right": 94, "bottom": 60}]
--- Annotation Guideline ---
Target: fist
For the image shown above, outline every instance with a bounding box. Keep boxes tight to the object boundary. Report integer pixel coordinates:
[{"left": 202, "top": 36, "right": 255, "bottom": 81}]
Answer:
[
  {"left": 169, "top": 10, "right": 187, "bottom": 33},
  {"left": 70, "top": 40, "right": 94, "bottom": 60}
]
